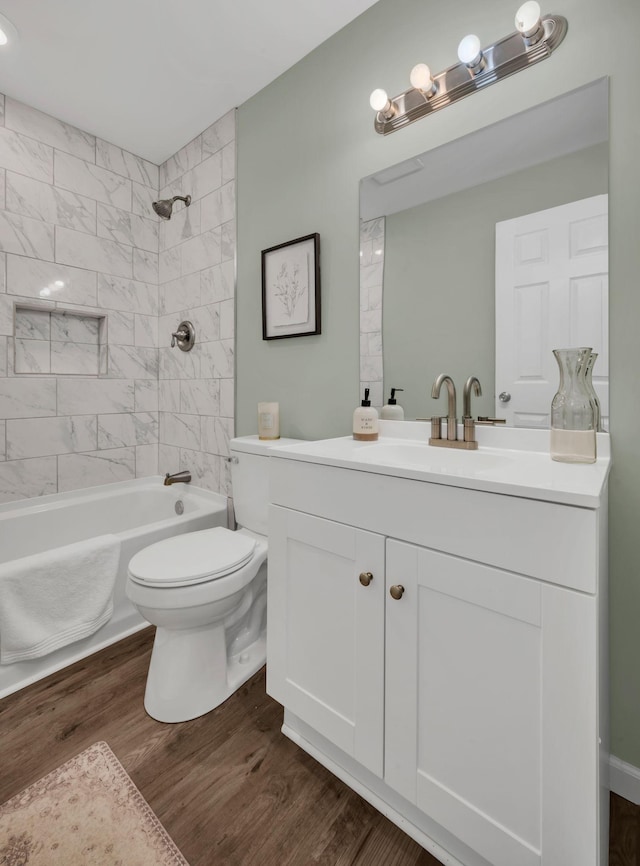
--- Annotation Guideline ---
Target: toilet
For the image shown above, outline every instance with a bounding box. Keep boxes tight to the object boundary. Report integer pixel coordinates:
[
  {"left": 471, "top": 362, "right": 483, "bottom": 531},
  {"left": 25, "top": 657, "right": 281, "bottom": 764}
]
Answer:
[{"left": 126, "top": 435, "right": 301, "bottom": 723}]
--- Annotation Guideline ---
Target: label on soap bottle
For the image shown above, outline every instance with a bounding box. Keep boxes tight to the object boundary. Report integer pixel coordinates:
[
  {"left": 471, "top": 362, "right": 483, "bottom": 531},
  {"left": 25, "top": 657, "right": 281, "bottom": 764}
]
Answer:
[
  {"left": 357, "top": 415, "right": 376, "bottom": 432},
  {"left": 353, "top": 406, "right": 379, "bottom": 441}
]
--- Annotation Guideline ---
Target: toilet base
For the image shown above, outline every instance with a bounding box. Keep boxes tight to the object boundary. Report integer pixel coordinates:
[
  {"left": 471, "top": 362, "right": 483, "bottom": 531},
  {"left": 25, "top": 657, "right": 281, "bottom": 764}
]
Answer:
[{"left": 144, "top": 622, "right": 266, "bottom": 723}]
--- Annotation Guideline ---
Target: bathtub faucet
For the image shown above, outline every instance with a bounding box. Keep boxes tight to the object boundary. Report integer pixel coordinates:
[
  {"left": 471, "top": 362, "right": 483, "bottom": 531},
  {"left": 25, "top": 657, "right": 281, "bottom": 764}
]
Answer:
[{"left": 164, "top": 470, "right": 192, "bottom": 486}]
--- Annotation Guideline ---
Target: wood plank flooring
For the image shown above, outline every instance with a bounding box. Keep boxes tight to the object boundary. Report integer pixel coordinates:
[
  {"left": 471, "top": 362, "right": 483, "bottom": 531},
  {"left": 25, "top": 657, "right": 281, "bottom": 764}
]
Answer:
[
  {"left": 0, "top": 628, "right": 637, "bottom": 865},
  {"left": 0, "top": 629, "right": 437, "bottom": 865}
]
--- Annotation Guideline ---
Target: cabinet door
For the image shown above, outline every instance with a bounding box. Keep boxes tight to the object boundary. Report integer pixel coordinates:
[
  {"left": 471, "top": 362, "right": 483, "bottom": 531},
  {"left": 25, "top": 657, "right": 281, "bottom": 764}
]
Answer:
[
  {"left": 385, "top": 540, "right": 598, "bottom": 866},
  {"left": 267, "top": 506, "right": 385, "bottom": 777}
]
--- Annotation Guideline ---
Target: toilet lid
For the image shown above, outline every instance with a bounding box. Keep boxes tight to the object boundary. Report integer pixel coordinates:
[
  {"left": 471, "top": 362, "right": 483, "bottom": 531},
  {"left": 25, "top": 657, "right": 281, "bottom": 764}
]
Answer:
[{"left": 128, "top": 527, "right": 256, "bottom": 587}]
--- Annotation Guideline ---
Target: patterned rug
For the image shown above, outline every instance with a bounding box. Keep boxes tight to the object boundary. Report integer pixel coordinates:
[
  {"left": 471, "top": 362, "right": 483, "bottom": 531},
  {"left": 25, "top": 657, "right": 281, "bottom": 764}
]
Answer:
[{"left": 0, "top": 741, "right": 189, "bottom": 865}]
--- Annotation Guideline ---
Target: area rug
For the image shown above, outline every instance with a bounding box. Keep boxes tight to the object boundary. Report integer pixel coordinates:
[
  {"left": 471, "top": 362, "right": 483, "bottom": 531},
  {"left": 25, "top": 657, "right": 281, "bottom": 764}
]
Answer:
[{"left": 0, "top": 741, "right": 189, "bottom": 865}]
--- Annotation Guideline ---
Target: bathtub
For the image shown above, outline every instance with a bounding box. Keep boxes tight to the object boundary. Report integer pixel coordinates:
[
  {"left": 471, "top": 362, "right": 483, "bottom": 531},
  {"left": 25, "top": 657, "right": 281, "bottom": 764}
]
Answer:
[{"left": 0, "top": 476, "right": 227, "bottom": 698}]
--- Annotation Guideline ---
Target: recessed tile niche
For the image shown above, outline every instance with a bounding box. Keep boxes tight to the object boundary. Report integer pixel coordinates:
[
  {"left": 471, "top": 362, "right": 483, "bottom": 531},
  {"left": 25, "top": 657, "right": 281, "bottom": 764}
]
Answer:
[{"left": 14, "top": 305, "right": 107, "bottom": 376}]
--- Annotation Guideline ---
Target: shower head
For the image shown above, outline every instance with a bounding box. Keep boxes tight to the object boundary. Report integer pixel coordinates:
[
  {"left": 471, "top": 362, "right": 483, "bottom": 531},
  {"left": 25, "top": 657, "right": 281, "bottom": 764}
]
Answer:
[{"left": 152, "top": 194, "right": 191, "bottom": 220}]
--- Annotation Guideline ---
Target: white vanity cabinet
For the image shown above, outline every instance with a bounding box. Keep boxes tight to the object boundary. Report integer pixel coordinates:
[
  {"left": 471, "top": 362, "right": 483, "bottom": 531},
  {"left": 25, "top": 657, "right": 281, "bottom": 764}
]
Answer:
[{"left": 267, "top": 434, "right": 609, "bottom": 866}]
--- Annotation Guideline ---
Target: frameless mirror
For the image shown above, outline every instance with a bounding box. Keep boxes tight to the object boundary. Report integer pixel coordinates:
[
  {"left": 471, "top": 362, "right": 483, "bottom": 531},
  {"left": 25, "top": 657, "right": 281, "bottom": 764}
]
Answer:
[{"left": 359, "top": 78, "right": 609, "bottom": 428}]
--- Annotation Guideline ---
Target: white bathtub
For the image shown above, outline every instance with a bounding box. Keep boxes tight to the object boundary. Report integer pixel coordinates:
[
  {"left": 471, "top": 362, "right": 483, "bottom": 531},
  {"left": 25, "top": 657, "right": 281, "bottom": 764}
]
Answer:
[{"left": 0, "top": 476, "right": 227, "bottom": 698}]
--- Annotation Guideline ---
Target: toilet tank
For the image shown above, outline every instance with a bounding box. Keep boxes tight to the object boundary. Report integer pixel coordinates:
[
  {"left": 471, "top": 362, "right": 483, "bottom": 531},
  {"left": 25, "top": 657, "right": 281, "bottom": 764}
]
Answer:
[{"left": 229, "top": 435, "right": 303, "bottom": 535}]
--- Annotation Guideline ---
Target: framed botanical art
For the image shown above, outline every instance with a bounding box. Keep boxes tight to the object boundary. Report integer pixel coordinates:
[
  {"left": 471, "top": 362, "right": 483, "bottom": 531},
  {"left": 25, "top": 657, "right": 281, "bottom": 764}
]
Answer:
[{"left": 261, "top": 233, "right": 321, "bottom": 340}]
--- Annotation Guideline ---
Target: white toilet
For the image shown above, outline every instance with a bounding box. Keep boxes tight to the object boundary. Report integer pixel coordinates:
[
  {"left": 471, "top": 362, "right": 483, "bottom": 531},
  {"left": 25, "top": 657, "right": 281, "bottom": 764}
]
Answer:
[{"left": 126, "top": 435, "right": 301, "bottom": 723}]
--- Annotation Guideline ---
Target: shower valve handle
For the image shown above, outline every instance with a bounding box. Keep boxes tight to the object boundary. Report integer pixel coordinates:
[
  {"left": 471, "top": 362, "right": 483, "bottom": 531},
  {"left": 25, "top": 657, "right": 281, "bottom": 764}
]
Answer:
[{"left": 170, "top": 321, "right": 196, "bottom": 352}]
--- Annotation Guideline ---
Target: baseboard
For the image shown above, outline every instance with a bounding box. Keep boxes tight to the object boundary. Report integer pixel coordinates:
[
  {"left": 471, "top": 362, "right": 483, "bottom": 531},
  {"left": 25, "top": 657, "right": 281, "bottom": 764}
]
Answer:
[{"left": 610, "top": 755, "right": 640, "bottom": 805}]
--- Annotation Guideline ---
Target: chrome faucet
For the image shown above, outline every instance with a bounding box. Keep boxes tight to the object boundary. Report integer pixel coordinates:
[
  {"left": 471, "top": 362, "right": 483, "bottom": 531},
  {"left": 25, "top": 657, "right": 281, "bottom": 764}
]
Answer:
[
  {"left": 431, "top": 373, "right": 457, "bottom": 441},
  {"left": 163, "top": 470, "right": 192, "bottom": 486},
  {"left": 463, "top": 376, "right": 482, "bottom": 418},
  {"left": 429, "top": 374, "right": 479, "bottom": 450}
]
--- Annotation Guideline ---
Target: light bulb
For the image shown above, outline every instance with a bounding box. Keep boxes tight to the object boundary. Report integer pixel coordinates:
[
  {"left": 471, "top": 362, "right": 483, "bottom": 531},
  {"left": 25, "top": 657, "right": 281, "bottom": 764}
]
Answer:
[
  {"left": 0, "top": 12, "right": 18, "bottom": 46},
  {"left": 410, "top": 64, "right": 436, "bottom": 96},
  {"left": 515, "top": 1, "right": 541, "bottom": 35},
  {"left": 369, "top": 88, "right": 390, "bottom": 113},
  {"left": 54, "top": 280, "right": 65, "bottom": 288},
  {"left": 457, "top": 34, "right": 483, "bottom": 67}
]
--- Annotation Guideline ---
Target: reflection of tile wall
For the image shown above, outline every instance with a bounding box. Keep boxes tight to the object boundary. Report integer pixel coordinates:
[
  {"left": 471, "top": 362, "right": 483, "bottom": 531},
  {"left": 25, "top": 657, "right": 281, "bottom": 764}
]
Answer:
[
  {"left": 157, "top": 111, "right": 236, "bottom": 496},
  {"left": 360, "top": 217, "right": 385, "bottom": 409},
  {"left": 0, "top": 92, "right": 161, "bottom": 502}
]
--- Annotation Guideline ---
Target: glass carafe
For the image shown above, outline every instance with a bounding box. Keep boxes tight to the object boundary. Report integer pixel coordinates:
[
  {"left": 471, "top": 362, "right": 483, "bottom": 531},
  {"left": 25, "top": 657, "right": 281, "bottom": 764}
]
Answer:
[{"left": 550, "top": 347, "right": 597, "bottom": 463}]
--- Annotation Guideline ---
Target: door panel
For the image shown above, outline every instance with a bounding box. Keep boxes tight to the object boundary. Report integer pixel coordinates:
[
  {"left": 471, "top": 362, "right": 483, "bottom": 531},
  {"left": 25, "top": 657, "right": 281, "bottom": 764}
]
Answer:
[
  {"left": 267, "top": 505, "right": 385, "bottom": 776},
  {"left": 386, "top": 540, "right": 542, "bottom": 866},
  {"left": 385, "top": 540, "right": 599, "bottom": 866}
]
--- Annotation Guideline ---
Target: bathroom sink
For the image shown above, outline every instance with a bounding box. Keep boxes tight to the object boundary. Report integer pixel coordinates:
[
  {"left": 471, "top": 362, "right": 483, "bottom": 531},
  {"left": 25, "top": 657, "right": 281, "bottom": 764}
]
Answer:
[
  {"left": 270, "top": 421, "right": 611, "bottom": 507},
  {"left": 356, "top": 441, "right": 513, "bottom": 476}
]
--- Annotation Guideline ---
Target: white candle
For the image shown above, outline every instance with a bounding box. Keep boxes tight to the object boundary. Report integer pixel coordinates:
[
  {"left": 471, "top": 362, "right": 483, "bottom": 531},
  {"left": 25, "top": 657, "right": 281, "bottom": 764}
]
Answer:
[{"left": 258, "top": 402, "right": 280, "bottom": 440}]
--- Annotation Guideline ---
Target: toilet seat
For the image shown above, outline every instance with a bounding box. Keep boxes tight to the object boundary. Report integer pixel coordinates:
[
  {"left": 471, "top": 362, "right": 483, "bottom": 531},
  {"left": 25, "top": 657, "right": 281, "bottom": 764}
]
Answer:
[{"left": 128, "top": 527, "right": 257, "bottom": 588}]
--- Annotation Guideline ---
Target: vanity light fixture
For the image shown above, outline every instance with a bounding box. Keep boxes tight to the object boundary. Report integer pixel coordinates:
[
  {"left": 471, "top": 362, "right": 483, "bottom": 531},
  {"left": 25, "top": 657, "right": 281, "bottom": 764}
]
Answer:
[
  {"left": 0, "top": 12, "right": 18, "bottom": 46},
  {"left": 370, "top": 1, "right": 567, "bottom": 135}
]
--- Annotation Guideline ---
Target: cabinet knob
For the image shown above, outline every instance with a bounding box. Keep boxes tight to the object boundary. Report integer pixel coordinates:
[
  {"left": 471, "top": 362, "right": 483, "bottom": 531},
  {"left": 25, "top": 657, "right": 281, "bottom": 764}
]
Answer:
[
  {"left": 389, "top": 584, "right": 405, "bottom": 600},
  {"left": 359, "top": 571, "right": 374, "bottom": 587}
]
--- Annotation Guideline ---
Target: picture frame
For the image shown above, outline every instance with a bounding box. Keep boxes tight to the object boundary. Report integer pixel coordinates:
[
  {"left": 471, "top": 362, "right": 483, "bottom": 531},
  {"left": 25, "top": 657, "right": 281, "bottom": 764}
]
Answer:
[{"left": 261, "top": 233, "right": 321, "bottom": 340}]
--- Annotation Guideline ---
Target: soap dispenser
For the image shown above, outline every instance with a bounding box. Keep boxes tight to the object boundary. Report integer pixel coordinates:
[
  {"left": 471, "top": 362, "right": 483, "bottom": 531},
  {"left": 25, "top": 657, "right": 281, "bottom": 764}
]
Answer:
[
  {"left": 380, "top": 387, "right": 405, "bottom": 421},
  {"left": 353, "top": 388, "right": 379, "bottom": 441}
]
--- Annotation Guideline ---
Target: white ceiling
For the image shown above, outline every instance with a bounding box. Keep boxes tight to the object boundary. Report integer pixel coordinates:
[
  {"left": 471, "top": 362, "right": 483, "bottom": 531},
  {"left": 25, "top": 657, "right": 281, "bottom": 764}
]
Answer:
[{"left": 0, "top": 0, "right": 379, "bottom": 166}]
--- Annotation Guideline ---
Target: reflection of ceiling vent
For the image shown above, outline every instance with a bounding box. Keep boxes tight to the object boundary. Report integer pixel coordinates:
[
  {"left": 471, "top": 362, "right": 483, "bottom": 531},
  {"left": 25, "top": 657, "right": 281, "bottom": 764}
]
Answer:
[{"left": 371, "top": 157, "right": 424, "bottom": 186}]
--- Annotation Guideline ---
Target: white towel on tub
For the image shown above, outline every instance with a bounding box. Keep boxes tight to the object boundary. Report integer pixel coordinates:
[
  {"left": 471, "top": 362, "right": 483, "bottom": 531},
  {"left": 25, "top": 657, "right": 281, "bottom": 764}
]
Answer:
[{"left": 0, "top": 534, "right": 121, "bottom": 665}]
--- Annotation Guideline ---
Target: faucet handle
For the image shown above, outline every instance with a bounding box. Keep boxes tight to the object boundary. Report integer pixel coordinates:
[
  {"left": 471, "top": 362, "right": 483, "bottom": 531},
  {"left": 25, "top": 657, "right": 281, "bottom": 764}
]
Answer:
[
  {"left": 463, "top": 417, "right": 476, "bottom": 444},
  {"left": 170, "top": 320, "right": 195, "bottom": 351}
]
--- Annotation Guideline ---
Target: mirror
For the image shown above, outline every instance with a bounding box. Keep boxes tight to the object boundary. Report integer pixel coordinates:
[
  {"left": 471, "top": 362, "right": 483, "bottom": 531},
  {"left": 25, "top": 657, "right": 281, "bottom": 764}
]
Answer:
[{"left": 359, "top": 78, "right": 609, "bottom": 427}]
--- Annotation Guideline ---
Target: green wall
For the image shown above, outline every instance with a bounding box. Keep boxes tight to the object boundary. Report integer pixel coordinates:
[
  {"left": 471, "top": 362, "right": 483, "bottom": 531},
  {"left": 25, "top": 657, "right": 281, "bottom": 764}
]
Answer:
[
  {"left": 237, "top": 0, "right": 640, "bottom": 766},
  {"left": 383, "top": 143, "right": 608, "bottom": 421}
]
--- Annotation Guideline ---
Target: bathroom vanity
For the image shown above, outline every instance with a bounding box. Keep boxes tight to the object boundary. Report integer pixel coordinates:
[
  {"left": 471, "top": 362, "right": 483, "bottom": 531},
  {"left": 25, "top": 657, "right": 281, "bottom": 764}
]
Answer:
[{"left": 267, "top": 421, "right": 610, "bottom": 866}]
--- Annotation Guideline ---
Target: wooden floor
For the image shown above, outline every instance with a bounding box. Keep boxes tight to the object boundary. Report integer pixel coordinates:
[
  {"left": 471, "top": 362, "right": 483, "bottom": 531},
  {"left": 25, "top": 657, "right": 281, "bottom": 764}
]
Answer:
[{"left": 0, "top": 629, "right": 637, "bottom": 866}]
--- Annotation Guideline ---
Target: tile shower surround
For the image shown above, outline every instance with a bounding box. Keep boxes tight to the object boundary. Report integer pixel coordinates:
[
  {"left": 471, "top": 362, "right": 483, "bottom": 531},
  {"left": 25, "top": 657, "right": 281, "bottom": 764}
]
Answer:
[{"left": 0, "top": 92, "right": 236, "bottom": 502}]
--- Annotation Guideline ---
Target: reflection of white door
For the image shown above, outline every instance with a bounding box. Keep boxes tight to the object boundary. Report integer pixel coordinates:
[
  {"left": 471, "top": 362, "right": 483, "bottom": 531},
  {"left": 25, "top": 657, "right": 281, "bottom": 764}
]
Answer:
[{"left": 495, "top": 195, "right": 608, "bottom": 428}]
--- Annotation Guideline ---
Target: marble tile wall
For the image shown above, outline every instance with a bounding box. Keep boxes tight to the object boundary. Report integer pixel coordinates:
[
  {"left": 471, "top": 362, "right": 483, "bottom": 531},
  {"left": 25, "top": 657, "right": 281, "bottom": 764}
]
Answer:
[
  {"left": 360, "top": 217, "right": 385, "bottom": 409},
  {"left": 0, "top": 92, "right": 161, "bottom": 502},
  {"left": 13, "top": 307, "right": 105, "bottom": 376},
  {"left": 0, "top": 93, "right": 236, "bottom": 504},
  {"left": 157, "top": 111, "right": 236, "bottom": 496}
]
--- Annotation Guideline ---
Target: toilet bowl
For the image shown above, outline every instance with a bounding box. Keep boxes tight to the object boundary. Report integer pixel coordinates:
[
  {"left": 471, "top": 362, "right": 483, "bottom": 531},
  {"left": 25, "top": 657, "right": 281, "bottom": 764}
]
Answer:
[{"left": 125, "top": 435, "right": 301, "bottom": 723}]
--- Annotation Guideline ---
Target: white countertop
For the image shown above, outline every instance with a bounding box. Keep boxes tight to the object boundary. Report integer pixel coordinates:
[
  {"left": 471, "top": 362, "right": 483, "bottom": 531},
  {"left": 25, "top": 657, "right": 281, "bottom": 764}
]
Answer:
[{"left": 270, "top": 421, "right": 611, "bottom": 508}]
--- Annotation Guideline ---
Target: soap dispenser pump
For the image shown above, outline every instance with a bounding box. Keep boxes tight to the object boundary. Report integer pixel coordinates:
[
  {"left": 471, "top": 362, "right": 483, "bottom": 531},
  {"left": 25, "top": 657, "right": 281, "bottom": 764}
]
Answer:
[
  {"left": 380, "top": 387, "right": 405, "bottom": 421},
  {"left": 353, "top": 388, "right": 379, "bottom": 441}
]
